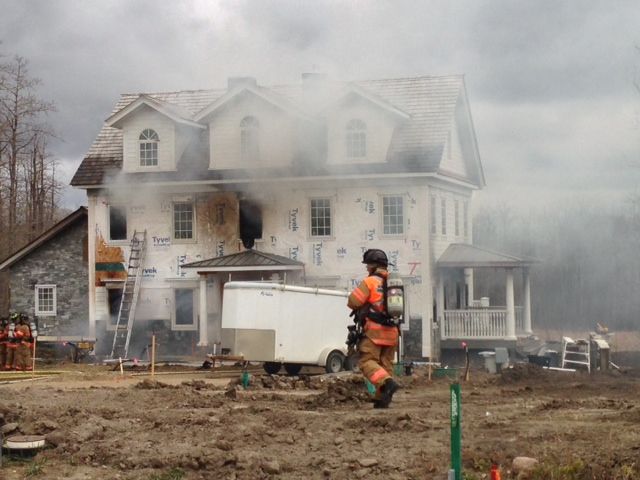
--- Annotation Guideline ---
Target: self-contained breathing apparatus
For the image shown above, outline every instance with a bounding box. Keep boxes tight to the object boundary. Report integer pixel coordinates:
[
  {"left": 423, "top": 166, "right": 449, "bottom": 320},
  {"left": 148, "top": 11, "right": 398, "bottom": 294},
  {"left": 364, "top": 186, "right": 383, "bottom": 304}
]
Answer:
[{"left": 346, "top": 271, "right": 405, "bottom": 354}]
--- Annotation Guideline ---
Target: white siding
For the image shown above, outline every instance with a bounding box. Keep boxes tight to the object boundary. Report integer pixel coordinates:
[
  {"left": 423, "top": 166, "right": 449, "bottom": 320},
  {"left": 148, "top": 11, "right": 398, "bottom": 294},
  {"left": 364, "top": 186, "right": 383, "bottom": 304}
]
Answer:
[
  {"left": 326, "top": 100, "right": 396, "bottom": 165},
  {"left": 207, "top": 93, "right": 296, "bottom": 169},
  {"left": 439, "top": 120, "right": 467, "bottom": 177},
  {"left": 121, "top": 106, "right": 176, "bottom": 172}
]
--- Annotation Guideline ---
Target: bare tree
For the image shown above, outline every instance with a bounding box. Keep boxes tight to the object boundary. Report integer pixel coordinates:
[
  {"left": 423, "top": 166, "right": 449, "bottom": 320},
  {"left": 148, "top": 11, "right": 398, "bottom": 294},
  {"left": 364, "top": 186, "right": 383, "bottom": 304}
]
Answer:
[{"left": 0, "top": 55, "right": 57, "bottom": 257}]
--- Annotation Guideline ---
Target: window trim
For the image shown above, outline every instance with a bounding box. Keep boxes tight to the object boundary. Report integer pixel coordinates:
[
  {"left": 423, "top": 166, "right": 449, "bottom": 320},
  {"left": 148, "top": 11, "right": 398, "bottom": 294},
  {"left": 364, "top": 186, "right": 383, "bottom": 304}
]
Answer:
[
  {"left": 108, "top": 204, "right": 128, "bottom": 243},
  {"left": 139, "top": 128, "right": 159, "bottom": 167},
  {"left": 172, "top": 201, "right": 197, "bottom": 244},
  {"left": 172, "top": 287, "right": 198, "bottom": 331},
  {"left": 309, "top": 197, "right": 334, "bottom": 239},
  {"left": 346, "top": 119, "right": 367, "bottom": 159},
  {"left": 440, "top": 197, "right": 447, "bottom": 236},
  {"left": 380, "top": 194, "right": 406, "bottom": 237},
  {"left": 430, "top": 195, "right": 437, "bottom": 235},
  {"left": 35, "top": 284, "right": 57, "bottom": 316},
  {"left": 454, "top": 200, "right": 460, "bottom": 237}
]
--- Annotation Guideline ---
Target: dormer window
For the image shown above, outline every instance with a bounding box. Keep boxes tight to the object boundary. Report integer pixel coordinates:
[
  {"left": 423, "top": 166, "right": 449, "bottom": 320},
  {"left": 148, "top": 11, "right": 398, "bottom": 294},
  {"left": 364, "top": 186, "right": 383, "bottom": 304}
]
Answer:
[
  {"left": 240, "top": 116, "right": 259, "bottom": 162},
  {"left": 346, "top": 119, "right": 366, "bottom": 158},
  {"left": 139, "top": 129, "right": 159, "bottom": 166}
]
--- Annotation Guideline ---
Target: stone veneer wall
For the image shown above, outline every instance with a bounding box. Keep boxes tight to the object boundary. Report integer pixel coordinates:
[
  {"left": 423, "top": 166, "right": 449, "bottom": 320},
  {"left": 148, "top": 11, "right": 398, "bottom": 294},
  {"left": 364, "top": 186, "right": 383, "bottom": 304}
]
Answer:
[{"left": 9, "top": 217, "right": 88, "bottom": 335}]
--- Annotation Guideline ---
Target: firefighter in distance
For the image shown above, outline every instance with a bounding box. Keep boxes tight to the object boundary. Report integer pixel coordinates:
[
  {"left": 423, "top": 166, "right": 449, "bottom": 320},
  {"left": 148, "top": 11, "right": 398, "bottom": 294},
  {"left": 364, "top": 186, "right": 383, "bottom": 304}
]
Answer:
[{"left": 348, "top": 249, "right": 401, "bottom": 408}]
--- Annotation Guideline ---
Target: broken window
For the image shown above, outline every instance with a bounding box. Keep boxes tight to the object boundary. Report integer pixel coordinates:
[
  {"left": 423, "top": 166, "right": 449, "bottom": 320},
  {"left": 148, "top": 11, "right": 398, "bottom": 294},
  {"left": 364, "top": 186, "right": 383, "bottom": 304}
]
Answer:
[
  {"left": 109, "top": 205, "right": 128, "bottom": 241},
  {"left": 139, "top": 129, "right": 159, "bottom": 166},
  {"left": 346, "top": 119, "right": 366, "bottom": 158},
  {"left": 107, "top": 287, "right": 123, "bottom": 327},
  {"left": 239, "top": 200, "right": 262, "bottom": 249},
  {"left": 35, "top": 284, "right": 56, "bottom": 316}
]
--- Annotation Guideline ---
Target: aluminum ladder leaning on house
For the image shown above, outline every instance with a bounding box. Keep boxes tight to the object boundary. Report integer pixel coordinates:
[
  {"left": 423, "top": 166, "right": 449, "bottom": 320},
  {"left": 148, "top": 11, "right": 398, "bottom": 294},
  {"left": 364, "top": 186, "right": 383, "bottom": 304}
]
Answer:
[{"left": 110, "top": 230, "right": 147, "bottom": 360}]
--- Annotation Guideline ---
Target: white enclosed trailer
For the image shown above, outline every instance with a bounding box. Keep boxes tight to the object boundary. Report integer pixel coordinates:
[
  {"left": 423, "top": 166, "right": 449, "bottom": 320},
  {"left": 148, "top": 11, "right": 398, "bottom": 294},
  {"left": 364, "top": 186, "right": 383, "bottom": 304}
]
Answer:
[{"left": 221, "top": 281, "right": 351, "bottom": 375}]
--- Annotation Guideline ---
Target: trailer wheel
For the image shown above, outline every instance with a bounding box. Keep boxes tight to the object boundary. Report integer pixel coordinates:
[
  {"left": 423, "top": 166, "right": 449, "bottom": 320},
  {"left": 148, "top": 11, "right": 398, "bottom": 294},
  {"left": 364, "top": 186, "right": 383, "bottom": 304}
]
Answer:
[
  {"left": 263, "top": 362, "right": 282, "bottom": 375},
  {"left": 325, "top": 351, "right": 345, "bottom": 374},
  {"left": 283, "top": 363, "right": 303, "bottom": 376}
]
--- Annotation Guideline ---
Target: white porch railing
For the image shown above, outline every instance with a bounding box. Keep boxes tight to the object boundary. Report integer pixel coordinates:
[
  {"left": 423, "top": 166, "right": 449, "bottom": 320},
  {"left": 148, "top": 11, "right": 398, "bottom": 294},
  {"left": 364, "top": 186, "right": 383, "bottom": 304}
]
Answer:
[
  {"left": 442, "top": 309, "right": 508, "bottom": 339},
  {"left": 442, "top": 306, "right": 528, "bottom": 339}
]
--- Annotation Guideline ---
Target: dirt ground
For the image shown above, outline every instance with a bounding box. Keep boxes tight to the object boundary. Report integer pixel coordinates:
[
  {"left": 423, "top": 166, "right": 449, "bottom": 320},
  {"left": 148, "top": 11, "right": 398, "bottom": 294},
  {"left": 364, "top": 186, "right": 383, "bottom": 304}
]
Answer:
[{"left": 1, "top": 358, "right": 639, "bottom": 480}]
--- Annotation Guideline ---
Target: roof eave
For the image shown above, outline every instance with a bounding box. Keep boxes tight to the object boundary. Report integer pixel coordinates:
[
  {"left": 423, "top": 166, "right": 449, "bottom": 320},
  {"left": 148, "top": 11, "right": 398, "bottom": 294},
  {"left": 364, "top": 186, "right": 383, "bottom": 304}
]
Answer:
[{"left": 106, "top": 96, "right": 205, "bottom": 130}]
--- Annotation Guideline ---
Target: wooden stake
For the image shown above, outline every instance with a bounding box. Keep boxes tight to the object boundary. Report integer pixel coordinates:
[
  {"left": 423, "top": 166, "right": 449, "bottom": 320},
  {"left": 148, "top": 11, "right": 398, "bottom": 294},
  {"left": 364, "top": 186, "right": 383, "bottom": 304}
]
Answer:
[
  {"left": 428, "top": 362, "right": 432, "bottom": 381},
  {"left": 151, "top": 335, "right": 156, "bottom": 378},
  {"left": 31, "top": 338, "right": 37, "bottom": 377},
  {"left": 119, "top": 357, "right": 124, "bottom": 376}
]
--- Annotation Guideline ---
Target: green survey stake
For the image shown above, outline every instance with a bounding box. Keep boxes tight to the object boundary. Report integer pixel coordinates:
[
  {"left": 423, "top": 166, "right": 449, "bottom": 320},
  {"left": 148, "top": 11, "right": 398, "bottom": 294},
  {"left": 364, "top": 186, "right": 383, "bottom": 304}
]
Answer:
[{"left": 450, "top": 382, "right": 462, "bottom": 480}]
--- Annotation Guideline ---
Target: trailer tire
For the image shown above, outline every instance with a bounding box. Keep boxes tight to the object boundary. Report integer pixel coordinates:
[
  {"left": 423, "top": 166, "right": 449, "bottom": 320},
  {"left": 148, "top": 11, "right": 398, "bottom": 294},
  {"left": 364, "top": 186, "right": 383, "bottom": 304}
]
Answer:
[
  {"left": 344, "top": 353, "right": 359, "bottom": 372},
  {"left": 283, "top": 363, "right": 303, "bottom": 376},
  {"left": 263, "top": 362, "right": 282, "bottom": 375},
  {"left": 325, "top": 351, "right": 345, "bottom": 374}
]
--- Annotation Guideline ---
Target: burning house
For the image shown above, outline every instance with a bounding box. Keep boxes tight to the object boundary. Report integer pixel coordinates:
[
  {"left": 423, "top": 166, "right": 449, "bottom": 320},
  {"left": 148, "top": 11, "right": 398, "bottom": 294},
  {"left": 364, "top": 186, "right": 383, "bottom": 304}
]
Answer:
[{"left": 70, "top": 74, "right": 533, "bottom": 360}]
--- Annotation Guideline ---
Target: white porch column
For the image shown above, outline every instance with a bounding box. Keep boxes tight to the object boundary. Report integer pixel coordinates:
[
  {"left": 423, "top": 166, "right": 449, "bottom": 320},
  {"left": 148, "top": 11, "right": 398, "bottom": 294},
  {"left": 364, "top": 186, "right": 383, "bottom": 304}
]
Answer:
[
  {"left": 198, "top": 275, "right": 208, "bottom": 346},
  {"left": 464, "top": 268, "right": 474, "bottom": 306},
  {"left": 505, "top": 268, "right": 516, "bottom": 339},
  {"left": 523, "top": 268, "right": 532, "bottom": 334},
  {"left": 437, "top": 275, "right": 445, "bottom": 337}
]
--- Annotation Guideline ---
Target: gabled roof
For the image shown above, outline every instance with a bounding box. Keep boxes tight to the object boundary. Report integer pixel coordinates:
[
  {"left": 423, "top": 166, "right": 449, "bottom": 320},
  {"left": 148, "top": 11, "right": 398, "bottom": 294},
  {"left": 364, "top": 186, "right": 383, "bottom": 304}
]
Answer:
[
  {"left": 194, "top": 84, "right": 313, "bottom": 123},
  {"left": 437, "top": 243, "right": 538, "bottom": 268},
  {"left": 0, "top": 207, "right": 88, "bottom": 270},
  {"left": 106, "top": 94, "right": 205, "bottom": 130},
  {"left": 71, "top": 75, "right": 482, "bottom": 188},
  {"left": 181, "top": 250, "right": 304, "bottom": 272},
  {"left": 326, "top": 83, "right": 411, "bottom": 120}
]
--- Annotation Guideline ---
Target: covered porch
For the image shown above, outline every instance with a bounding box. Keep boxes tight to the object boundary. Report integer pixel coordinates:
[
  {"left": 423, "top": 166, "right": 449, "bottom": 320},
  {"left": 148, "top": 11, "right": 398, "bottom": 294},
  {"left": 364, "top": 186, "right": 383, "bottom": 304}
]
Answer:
[{"left": 435, "top": 244, "right": 536, "bottom": 348}]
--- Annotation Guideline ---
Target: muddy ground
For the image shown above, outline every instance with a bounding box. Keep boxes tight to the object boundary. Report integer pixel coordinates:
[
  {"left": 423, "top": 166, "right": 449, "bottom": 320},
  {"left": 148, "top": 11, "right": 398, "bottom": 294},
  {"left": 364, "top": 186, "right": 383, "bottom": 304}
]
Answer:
[{"left": 1, "top": 360, "right": 639, "bottom": 480}]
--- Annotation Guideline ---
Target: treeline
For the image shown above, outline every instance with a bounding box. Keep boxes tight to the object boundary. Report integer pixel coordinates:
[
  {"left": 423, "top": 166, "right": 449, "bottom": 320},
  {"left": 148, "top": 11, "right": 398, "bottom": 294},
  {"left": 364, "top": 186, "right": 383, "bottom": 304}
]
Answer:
[
  {"left": 473, "top": 198, "right": 640, "bottom": 331},
  {"left": 0, "top": 54, "right": 63, "bottom": 260}
]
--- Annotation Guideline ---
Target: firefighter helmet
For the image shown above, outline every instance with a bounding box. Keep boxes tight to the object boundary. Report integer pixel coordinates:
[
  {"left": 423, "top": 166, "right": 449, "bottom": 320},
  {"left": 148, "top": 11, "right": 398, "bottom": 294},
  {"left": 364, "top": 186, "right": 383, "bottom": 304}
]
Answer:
[{"left": 361, "top": 249, "right": 389, "bottom": 267}]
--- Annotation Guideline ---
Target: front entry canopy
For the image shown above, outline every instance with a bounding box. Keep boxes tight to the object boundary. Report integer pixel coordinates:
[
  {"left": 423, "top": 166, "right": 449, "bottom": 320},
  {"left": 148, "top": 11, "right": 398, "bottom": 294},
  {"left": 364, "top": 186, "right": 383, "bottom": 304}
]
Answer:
[{"left": 181, "top": 250, "right": 304, "bottom": 272}]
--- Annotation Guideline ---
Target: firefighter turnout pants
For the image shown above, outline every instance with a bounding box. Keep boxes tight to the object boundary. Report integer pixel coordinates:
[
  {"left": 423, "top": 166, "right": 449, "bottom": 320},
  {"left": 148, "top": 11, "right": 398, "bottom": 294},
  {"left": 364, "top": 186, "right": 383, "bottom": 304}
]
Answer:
[
  {"left": 16, "top": 342, "right": 32, "bottom": 371},
  {"left": 5, "top": 344, "right": 17, "bottom": 370},
  {"left": 0, "top": 343, "right": 6, "bottom": 369},
  {"left": 358, "top": 336, "right": 396, "bottom": 399}
]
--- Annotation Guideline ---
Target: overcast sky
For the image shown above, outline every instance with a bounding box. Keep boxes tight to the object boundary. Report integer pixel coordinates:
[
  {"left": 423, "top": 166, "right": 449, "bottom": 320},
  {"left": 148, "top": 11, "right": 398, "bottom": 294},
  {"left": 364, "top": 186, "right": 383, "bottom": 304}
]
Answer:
[{"left": 1, "top": 0, "right": 639, "bottom": 212}]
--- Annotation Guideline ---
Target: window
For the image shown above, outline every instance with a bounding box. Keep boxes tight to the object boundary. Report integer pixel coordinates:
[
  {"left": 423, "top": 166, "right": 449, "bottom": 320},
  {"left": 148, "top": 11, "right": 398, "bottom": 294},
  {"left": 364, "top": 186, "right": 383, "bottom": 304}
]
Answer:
[
  {"left": 35, "top": 285, "right": 56, "bottom": 316},
  {"left": 382, "top": 195, "right": 404, "bottom": 235},
  {"left": 346, "top": 119, "right": 366, "bottom": 158},
  {"left": 463, "top": 201, "right": 469, "bottom": 238},
  {"left": 139, "top": 129, "right": 159, "bottom": 166},
  {"left": 455, "top": 200, "right": 460, "bottom": 236},
  {"left": 310, "top": 198, "right": 332, "bottom": 237},
  {"left": 174, "top": 288, "right": 196, "bottom": 329},
  {"left": 430, "top": 196, "right": 437, "bottom": 235},
  {"left": 240, "top": 116, "right": 259, "bottom": 162},
  {"left": 109, "top": 205, "right": 128, "bottom": 241},
  {"left": 107, "top": 286, "right": 123, "bottom": 328},
  {"left": 173, "top": 202, "right": 194, "bottom": 241},
  {"left": 441, "top": 197, "right": 447, "bottom": 235}
]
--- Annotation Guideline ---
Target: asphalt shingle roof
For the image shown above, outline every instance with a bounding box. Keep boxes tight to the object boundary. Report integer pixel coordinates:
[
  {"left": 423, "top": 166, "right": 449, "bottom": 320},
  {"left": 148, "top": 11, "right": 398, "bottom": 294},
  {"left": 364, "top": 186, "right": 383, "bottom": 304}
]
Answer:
[{"left": 71, "top": 75, "right": 468, "bottom": 187}]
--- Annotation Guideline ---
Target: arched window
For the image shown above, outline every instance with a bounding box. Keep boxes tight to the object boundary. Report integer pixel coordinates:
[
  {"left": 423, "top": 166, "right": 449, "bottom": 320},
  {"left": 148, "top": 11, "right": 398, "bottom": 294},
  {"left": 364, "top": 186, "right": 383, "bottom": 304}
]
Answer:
[
  {"left": 139, "top": 129, "right": 159, "bottom": 166},
  {"left": 346, "top": 119, "right": 366, "bottom": 158},
  {"left": 240, "top": 116, "right": 259, "bottom": 162}
]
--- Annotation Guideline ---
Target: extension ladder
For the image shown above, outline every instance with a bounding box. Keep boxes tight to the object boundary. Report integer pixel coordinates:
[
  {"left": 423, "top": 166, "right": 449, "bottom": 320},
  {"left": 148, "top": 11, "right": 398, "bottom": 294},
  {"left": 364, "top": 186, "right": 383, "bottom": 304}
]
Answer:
[{"left": 110, "top": 230, "right": 147, "bottom": 359}]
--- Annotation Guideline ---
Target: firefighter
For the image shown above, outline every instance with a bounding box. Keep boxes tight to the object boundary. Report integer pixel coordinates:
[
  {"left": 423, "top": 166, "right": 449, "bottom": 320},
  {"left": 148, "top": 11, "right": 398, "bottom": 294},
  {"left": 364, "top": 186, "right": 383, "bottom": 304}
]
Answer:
[
  {"left": 15, "top": 312, "right": 33, "bottom": 371},
  {"left": 348, "top": 249, "right": 400, "bottom": 408},
  {"left": 0, "top": 315, "right": 8, "bottom": 369},
  {"left": 5, "top": 312, "right": 19, "bottom": 370}
]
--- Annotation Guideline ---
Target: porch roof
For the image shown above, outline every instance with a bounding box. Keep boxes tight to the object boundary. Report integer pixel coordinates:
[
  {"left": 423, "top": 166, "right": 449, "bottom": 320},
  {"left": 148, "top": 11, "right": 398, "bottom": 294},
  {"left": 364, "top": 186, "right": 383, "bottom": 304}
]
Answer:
[
  {"left": 181, "top": 250, "right": 304, "bottom": 272},
  {"left": 437, "top": 243, "right": 537, "bottom": 268}
]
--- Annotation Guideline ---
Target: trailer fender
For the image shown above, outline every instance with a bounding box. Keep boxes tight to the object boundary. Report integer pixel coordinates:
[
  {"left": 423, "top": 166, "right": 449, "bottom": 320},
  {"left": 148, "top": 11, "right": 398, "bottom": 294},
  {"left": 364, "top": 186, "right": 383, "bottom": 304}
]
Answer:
[{"left": 318, "top": 347, "right": 348, "bottom": 371}]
